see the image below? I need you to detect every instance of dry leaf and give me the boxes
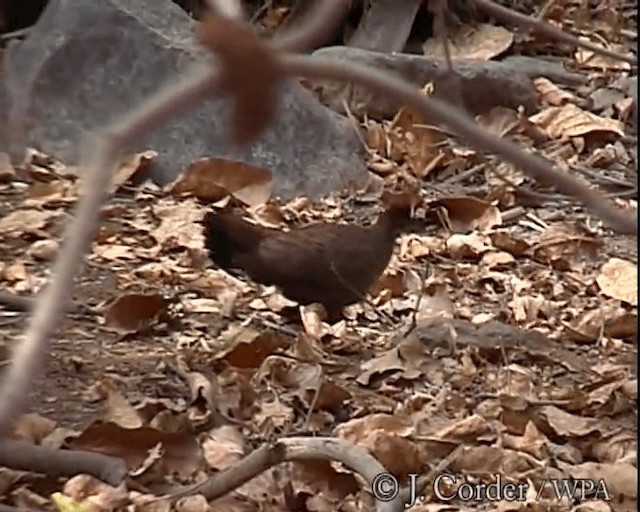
[530,103,625,139]
[423,23,513,60]
[169,158,273,207]
[534,77,577,106]
[111,150,157,193]
[103,293,168,333]
[432,196,502,232]
[596,258,637,306]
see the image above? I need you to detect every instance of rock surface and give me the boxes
[1,0,367,199]
[310,46,539,119]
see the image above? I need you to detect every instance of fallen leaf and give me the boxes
[431,196,502,232]
[70,422,203,478]
[111,150,157,193]
[597,258,637,306]
[103,293,168,333]
[530,103,625,139]
[169,158,273,207]
[423,23,513,60]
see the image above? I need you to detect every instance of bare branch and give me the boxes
[272,0,351,53]
[0,66,222,438]
[476,0,637,65]
[283,54,637,235]
[0,439,127,485]
[165,437,404,512]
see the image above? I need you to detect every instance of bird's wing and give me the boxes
[250,224,380,290]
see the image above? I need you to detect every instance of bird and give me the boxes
[201,189,420,321]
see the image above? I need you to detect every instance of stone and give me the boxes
[1,0,367,199]
[310,46,538,119]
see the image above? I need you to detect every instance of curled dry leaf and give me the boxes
[255,396,295,430]
[391,90,448,179]
[26,178,78,207]
[357,345,419,385]
[559,460,637,500]
[575,41,633,71]
[91,378,144,429]
[202,425,246,471]
[103,293,169,334]
[422,23,513,60]
[196,14,283,144]
[436,414,494,443]
[110,150,157,193]
[481,250,515,270]
[596,258,637,306]
[216,326,289,368]
[431,196,502,232]
[534,77,577,106]
[93,244,136,261]
[334,413,420,478]
[300,303,331,338]
[502,421,549,459]
[529,103,625,140]
[453,445,536,477]
[169,158,273,207]
[3,261,28,284]
[446,232,493,259]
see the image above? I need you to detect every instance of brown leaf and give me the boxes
[431,196,502,232]
[169,158,273,207]
[422,23,513,60]
[70,422,203,478]
[335,414,420,478]
[111,150,156,193]
[530,103,625,139]
[216,327,289,368]
[103,293,168,334]
[91,378,144,429]
[534,77,577,106]
[596,258,637,306]
[202,425,245,470]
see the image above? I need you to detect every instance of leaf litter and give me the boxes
[0,5,637,512]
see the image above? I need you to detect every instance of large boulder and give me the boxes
[2,0,368,199]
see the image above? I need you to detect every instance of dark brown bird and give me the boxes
[201,190,419,320]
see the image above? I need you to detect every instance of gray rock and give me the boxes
[1,0,367,199]
[310,46,538,119]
